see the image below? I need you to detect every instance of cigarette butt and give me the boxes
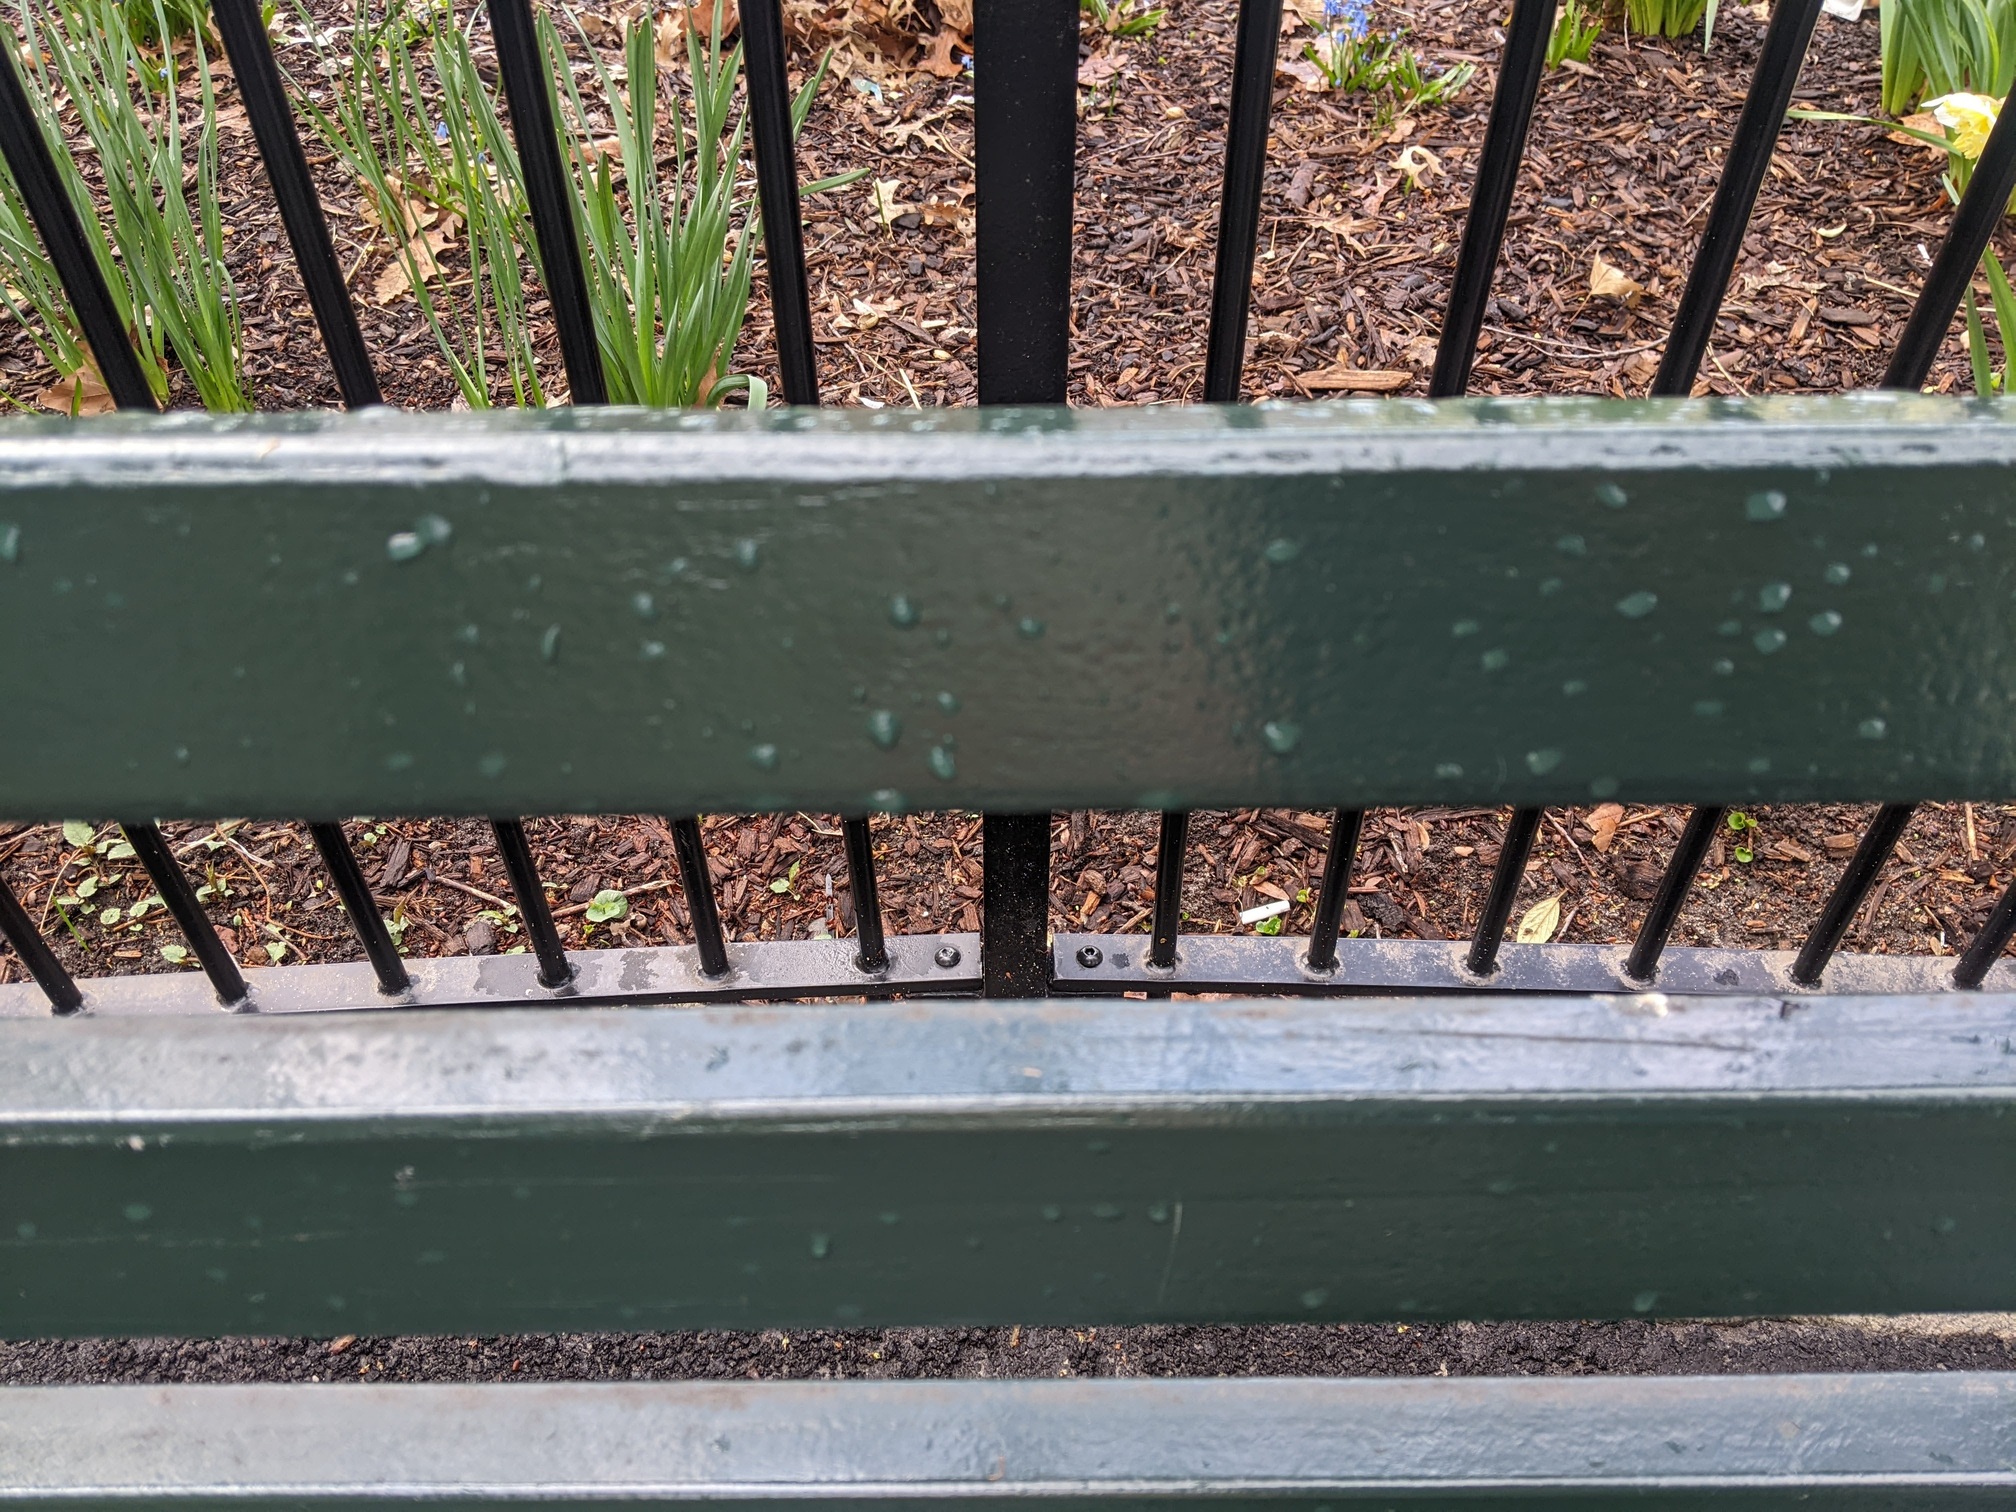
[1238,898,1292,926]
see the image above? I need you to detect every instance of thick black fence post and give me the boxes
[972,0,1075,997]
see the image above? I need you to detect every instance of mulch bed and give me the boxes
[10,1315,2016,1380]
[2,0,2011,987]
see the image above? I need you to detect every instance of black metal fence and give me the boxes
[2,0,2016,1015]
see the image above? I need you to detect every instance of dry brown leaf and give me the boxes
[867,178,906,230]
[1077,47,1125,86]
[936,0,972,31]
[1296,366,1411,393]
[917,199,965,227]
[918,27,964,76]
[373,216,459,304]
[36,359,114,417]
[1514,895,1561,945]
[1278,56,1330,91]
[1391,143,1443,190]
[1589,255,1644,307]
[1892,111,1946,155]
[1586,802,1624,852]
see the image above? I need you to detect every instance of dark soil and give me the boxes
[7,1317,2016,1383]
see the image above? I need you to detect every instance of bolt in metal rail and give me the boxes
[4,0,2016,1015]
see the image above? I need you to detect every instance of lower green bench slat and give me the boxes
[3,1375,2012,1506]
[4,995,2013,1338]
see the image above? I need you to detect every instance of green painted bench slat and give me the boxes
[3,398,2014,821]
[5,995,2012,1338]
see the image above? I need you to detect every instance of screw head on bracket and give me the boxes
[933,944,962,969]
[1076,945,1104,969]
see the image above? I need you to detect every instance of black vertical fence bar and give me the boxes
[0,40,155,409]
[1147,809,1189,970]
[742,0,818,405]
[1651,0,1823,395]
[1304,808,1365,975]
[306,822,411,996]
[974,0,1074,995]
[1791,802,1913,986]
[1884,97,2016,390]
[211,0,382,408]
[1954,871,2016,988]
[1465,805,1541,976]
[488,0,606,404]
[1202,0,1285,402]
[121,823,249,1006]
[1428,0,1555,398]
[744,1,889,961]
[668,817,731,977]
[982,812,1051,996]
[841,817,890,973]
[490,818,573,988]
[1791,120,2016,989]
[0,873,83,1013]
[1622,805,1725,982]
[1145,0,1287,973]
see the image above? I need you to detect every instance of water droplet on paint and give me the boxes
[1435,762,1463,778]
[1809,610,1842,635]
[809,1233,830,1259]
[1713,658,1735,676]
[123,1203,152,1223]
[1300,1287,1330,1309]
[1263,537,1300,564]
[867,709,902,748]
[631,592,656,620]
[1632,1290,1658,1314]
[1824,562,1851,585]
[1556,533,1586,556]
[0,524,18,564]
[1526,748,1563,775]
[928,745,956,780]
[936,691,961,714]
[1263,720,1301,754]
[734,538,760,572]
[1451,619,1479,638]
[1694,699,1724,718]
[1480,648,1509,671]
[888,594,919,627]
[386,531,423,562]
[1753,627,1787,653]
[415,513,452,546]
[478,753,507,778]
[1595,482,1628,508]
[1859,717,1888,740]
[749,743,780,771]
[1758,582,1791,612]
[1615,590,1657,619]
[1562,679,1588,696]
[1745,490,1787,521]
[640,640,665,659]
[540,625,561,663]
[1589,776,1619,798]
[1017,617,1045,639]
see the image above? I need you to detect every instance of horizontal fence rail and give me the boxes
[8,1375,2016,1505]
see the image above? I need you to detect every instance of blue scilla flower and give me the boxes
[1323,0,1371,41]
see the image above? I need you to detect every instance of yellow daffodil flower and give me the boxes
[1926,92,2002,160]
